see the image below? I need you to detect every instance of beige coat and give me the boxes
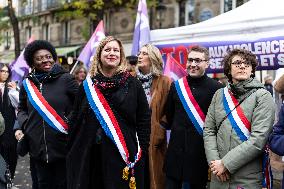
[148,75,171,189]
[204,78,275,189]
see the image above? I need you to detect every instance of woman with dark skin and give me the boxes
[17,40,78,189]
[0,63,19,179]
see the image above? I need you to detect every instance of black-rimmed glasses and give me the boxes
[187,58,207,64]
[231,60,251,68]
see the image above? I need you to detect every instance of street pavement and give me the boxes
[10,155,283,189]
[13,155,32,189]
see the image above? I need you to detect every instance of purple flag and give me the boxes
[131,0,150,56]
[10,36,34,84]
[77,20,105,69]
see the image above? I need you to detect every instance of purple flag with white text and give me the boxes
[10,36,34,84]
[131,0,150,56]
[77,20,105,69]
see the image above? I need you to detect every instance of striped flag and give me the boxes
[163,54,187,81]
[10,36,34,84]
[131,0,150,56]
[77,20,105,69]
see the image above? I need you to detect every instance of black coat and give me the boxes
[17,64,78,163]
[66,75,151,189]
[0,85,18,177]
[164,75,223,184]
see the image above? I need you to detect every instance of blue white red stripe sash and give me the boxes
[175,77,205,135]
[223,87,273,189]
[23,78,68,134]
[222,87,251,141]
[83,75,142,169]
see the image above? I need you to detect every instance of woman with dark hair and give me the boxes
[203,49,275,189]
[72,65,87,85]
[67,36,151,189]
[0,62,19,179]
[17,40,78,189]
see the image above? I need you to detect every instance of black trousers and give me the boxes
[166,176,207,189]
[34,159,66,189]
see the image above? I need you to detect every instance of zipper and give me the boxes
[40,82,49,163]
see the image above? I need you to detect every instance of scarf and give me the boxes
[136,69,153,104]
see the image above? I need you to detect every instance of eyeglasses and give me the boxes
[187,58,207,64]
[34,54,53,62]
[231,60,251,68]
[0,70,8,74]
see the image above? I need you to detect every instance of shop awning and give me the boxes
[56,45,81,57]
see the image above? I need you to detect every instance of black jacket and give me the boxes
[66,75,151,189]
[17,64,78,163]
[164,75,223,184]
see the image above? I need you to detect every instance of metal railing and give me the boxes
[19,0,65,16]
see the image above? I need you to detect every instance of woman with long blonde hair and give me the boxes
[136,44,172,189]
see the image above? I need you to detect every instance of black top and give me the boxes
[66,74,151,189]
[164,74,224,183]
[17,64,78,162]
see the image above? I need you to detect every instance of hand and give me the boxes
[216,170,230,182]
[7,82,17,90]
[210,160,227,176]
[15,130,24,141]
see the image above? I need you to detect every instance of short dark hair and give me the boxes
[126,55,138,66]
[24,40,57,68]
[222,48,258,82]
[188,45,209,60]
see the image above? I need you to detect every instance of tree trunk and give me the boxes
[7,0,20,59]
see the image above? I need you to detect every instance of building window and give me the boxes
[42,24,50,40]
[25,26,32,41]
[62,21,70,44]
[185,0,195,25]
[24,0,33,15]
[221,0,249,13]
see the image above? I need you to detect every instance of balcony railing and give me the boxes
[19,0,64,16]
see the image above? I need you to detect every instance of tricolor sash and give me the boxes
[23,78,68,134]
[175,77,205,135]
[83,75,142,184]
[222,87,251,141]
[222,87,273,189]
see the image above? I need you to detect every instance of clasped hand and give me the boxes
[210,160,230,182]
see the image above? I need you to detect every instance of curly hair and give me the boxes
[89,36,127,77]
[24,40,57,68]
[222,48,258,82]
[140,44,163,77]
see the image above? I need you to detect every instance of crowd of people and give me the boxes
[0,37,282,189]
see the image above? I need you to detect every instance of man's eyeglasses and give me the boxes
[231,60,251,68]
[34,54,53,62]
[187,58,207,64]
[0,70,9,74]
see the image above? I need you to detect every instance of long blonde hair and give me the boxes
[141,44,163,76]
[89,36,127,77]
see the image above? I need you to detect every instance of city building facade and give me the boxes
[0,0,249,68]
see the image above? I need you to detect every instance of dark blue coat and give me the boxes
[269,104,284,189]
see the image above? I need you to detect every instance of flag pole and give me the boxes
[70,60,79,74]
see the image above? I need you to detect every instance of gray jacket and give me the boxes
[204,78,275,189]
